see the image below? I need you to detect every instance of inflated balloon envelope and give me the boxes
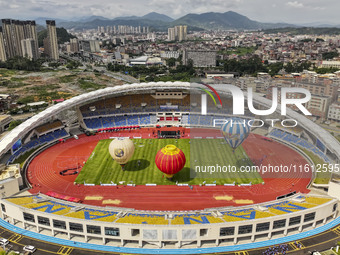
[155,144,186,179]
[220,117,251,150]
[108,137,135,170]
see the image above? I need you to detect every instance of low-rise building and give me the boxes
[182,50,216,67]
[0,164,22,198]
[0,115,12,133]
[160,51,180,59]
[328,103,340,121]
[305,95,332,119]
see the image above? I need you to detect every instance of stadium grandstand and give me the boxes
[1,193,337,247]
[0,82,339,253]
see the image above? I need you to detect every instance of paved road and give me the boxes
[0,223,339,255]
[59,53,139,84]
[0,225,112,255]
[93,67,139,84]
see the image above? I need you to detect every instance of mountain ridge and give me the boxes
[2,11,323,31]
[57,11,294,31]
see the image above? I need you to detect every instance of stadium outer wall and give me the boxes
[0,194,338,249]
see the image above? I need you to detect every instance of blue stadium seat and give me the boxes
[7,129,69,164]
[269,129,331,163]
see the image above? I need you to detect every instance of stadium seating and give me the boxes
[65,209,117,222]
[84,118,102,129]
[7,129,69,165]
[171,213,224,225]
[223,215,249,222]
[35,120,63,134]
[305,197,332,205]
[23,201,73,215]
[6,196,34,205]
[254,211,276,219]
[127,115,139,125]
[188,115,200,125]
[199,115,213,126]
[5,195,331,224]
[114,116,127,126]
[83,114,154,130]
[269,129,331,163]
[80,94,192,118]
[101,117,115,128]
[221,209,276,222]
[140,115,151,125]
[181,115,189,125]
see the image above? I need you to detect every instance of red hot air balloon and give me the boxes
[155,144,186,179]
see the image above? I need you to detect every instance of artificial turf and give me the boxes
[75,138,263,185]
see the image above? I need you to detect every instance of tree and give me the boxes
[66,61,80,69]
[283,61,312,73]
[0,249,20,255]
[4,56,43,71]
[222,56,267,76]
[268,62,283,76]
[48,62,61,68]
[315,67,339,74]
[322,51,339,60]
[284,62,294,73]
[8,120,23,130]
[166,58,176,67]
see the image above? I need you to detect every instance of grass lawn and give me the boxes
[75,139,263,185]
[78,78,105,91]
[59,74,77,83]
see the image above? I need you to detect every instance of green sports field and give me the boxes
[75,139,263,185]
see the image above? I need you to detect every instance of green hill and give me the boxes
[37,27,76,47]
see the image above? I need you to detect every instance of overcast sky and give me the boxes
[0,0,339,25]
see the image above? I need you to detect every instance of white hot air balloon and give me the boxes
[108,138,135,170]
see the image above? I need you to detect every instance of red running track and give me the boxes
[27,128,312,211]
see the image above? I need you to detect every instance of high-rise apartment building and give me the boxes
[1,19,16,59]
[80,40,100,53]
[0,19,39,60]
[21,38,38,60]
[46,20,59,60]
[13,20,25,57]
[70,38,79,53]
[0,28,7,62]
[168,28,175,41]
[175,25,185,41]
[23,21,39,58]
[183,25,187,40]
[167,25,187,42]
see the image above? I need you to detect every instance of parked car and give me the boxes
[0,238,9,246]
[23,245,36,253]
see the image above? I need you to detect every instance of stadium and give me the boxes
[0,81,340,254]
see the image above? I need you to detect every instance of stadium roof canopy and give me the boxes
[0,82,189,157]
[1,82,340,161]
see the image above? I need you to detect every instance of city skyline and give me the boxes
[0,0,340,25]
